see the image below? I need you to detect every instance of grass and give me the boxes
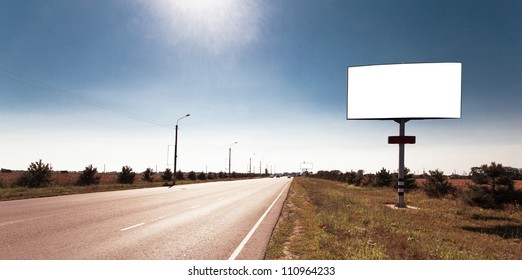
[265,177,522,260]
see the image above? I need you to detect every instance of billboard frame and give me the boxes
[346,62,462,121]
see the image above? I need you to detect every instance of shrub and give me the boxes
[18,159,53,188]
[77,164,100,186]
[354,170,364,186]
[142,168,155,182]
[360,173,375,187]
[118,166,135,184]
[161,168,173,182]
[421,169,455,198]
[466,162,519,208]
[463,185,497,209]
[187,171,197,181]
[218,171,225,179]
[207,172,216,180]
[197,172,206,180]
[175,170,185,180]
[375,168,393,187]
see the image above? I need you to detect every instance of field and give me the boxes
[0,171,245,201]
[417,178,522,190]
[266,177,522,260]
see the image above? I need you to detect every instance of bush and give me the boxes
[187,171,197,181]
[463,185,497,209]
[218,171,225,179]
[360,174,375,187]
[162,168,173,182]
[18,159,53,188]
[142,168,155,182]
[77,164,100,186]
[465,162,520,208]
[175,170,185,180]
[421,169,455,198]
[118,166,136,184]
[375,168,393,187]
[197,172,206,180]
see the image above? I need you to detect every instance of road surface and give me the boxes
[0,177,291,259]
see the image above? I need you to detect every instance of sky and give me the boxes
[1,0,521,175]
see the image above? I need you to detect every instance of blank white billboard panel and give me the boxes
[347,63,462,120]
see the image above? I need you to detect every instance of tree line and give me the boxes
[2,159,266,188]
[310,162,522,209]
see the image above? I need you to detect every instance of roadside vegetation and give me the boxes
[266,176,522,260]
[0,160,268,201]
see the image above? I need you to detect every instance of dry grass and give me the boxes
[266,177,522,260]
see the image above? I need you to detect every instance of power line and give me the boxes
[0,67,174,128]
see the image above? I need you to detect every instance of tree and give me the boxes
[375,168,393,187]
[142,168,155,182]
[481,162,513,192]
[161,168,173,182]
[77,164,100,186]
[118,166,135,184]
[187,171,197,180]
[465,162,518,208]
[354,170,365,186]
[197,172,206,180]
[19,159,53,188]
[175,170,185,180]
[421,169,455,198]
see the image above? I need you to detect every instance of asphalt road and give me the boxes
[0,177,291,260]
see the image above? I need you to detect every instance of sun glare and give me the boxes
[148,0,261,54]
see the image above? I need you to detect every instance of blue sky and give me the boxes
[1,0,521,175]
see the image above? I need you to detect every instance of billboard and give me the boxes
[347,62,461,120]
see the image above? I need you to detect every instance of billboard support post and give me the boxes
[396,119,408,208]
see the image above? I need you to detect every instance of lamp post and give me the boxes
[249,153,255,174]
[228,142,238,179]
[172,113,190,187]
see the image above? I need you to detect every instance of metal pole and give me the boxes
[173,124,179,186]
[397,119,407,208]
[228,142,237,180]
[249,157,251,174]
[172,114,190,187]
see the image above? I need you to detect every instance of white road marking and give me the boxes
[120,222,145,232]
[228,180,291,260]
[190,205,200,209]
[150,216,166,222]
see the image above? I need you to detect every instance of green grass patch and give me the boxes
[266,177,522,260]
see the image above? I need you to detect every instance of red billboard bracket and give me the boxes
[388,136,416,144]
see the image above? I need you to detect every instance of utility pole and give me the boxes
[172,113,190,187]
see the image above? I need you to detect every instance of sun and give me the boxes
[148,0,261,54]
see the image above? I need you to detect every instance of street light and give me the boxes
[172,113,190,187]
[249,153,255,174]
[229,142,238,179]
